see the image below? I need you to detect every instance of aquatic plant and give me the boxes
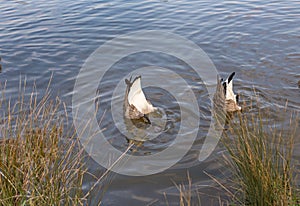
[0,80,87,205]
[222,109,299,205]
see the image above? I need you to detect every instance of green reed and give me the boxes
[222,109,299,206]
[0,81,87,205]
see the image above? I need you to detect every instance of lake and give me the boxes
[0,0,299,205]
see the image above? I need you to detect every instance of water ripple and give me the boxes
[0,0,299,205]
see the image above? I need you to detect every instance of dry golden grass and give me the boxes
[221,108,299,205]
[0,80,87,205]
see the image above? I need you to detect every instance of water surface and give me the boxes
[0,0,299,205]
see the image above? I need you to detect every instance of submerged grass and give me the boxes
[0,80,87,205]
[221,109,299,205]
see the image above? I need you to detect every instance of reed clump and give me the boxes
[222,110,299,205]
[0,83,86,205]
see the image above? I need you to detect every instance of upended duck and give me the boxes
[124,76,156,123]
[214,72,241,113]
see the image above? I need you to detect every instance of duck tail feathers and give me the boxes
[227,72,235,84]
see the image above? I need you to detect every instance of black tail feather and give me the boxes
[222,82,227,96]
[227,72,235,84]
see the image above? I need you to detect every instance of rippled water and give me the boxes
[0,0,299,205]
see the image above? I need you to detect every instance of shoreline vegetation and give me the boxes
[0,80,87,205]
[0,81,299,205]
[217,109,299,205]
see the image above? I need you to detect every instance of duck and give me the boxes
[221,72,241,112]
[214,72,241,113]
[124,76,156,123]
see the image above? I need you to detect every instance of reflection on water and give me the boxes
[124,107,168,142]
[0,0,299,205]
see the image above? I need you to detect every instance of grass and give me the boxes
[176,173,193,206]
[0,80,87,205]
[220,108,299,205]
[1,78,299,206]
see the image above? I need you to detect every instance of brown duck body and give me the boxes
[124,76,155,121]
[225,99,241,112]
[214,72,241,113]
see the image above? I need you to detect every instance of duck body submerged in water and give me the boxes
[215,72,241,113]
[124,76,156,123]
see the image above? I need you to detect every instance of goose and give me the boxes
[221,72,241,112]
[124,76,156,123]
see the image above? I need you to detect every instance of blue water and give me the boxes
[0,0,299,205]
